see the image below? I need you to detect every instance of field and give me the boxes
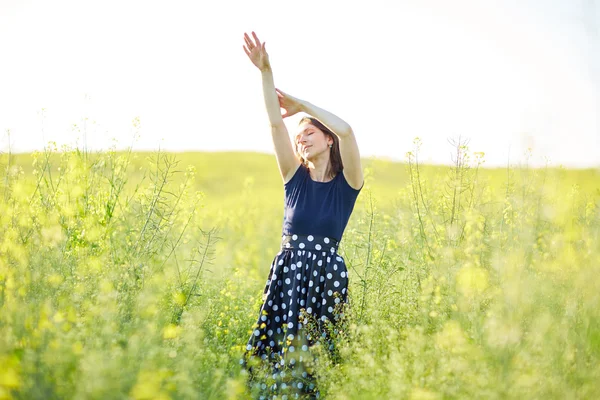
[0,140,599,399]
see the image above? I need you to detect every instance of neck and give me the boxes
[306,154,332,182]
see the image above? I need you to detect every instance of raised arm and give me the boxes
[243,32,299,182]
[275,89,363,190]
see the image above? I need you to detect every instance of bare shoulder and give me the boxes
[283,162,302,184]
[338,133,363,190]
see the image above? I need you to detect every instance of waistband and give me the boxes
[281,234,339,253]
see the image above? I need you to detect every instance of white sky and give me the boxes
[0,0,598,168]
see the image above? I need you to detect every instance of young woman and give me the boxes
[241,31,364,399]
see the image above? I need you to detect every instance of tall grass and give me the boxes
[0,136,599,399]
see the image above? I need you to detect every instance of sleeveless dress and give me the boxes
[241,164,362,399]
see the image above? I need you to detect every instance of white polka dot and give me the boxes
[273,305,279,311]
[336,256,343,262]
[268,300,272,306]
[328,306,333,313]
[270,341,275,347]
[342,288,347,294]
[291,264,296,271]
[315,286,320,292]
[268,329,273,336]
[278,259,284,265]
[315,244,321,250]
[311,297,316,303]
[333,264,338,270]
[302,345,308,351]
[327,257,331,262]
[297,250,302,256]
[320,276,325,282]
[254,329,260,336]
[317,260,323,267]
[296,273,301,280]
[299,242,305,249]
[288,334,294,340]
[301,288,306,294]
[292,234,298,240]
[287,289,292,296]
[341,271,346,278]
[289,346,295,352]
[331,247,335,253]
[283,266,289,273]
[308,235,314,241]
[335,298,340,304]
[288,322,294,328]
[272,274,277,280]
[334,281,340,287]
[261,315,267,321]
[296,285,300,292]
[327,273,333,279]
[246,344,252,351]
[309,280,314,287]
[282,303,286,309]
[307,307,312,314]
[312,254,316,260]
[285,278,291,284]
[313,270,318,276]
[324,237,330,244]
[288,310,293,317]
[328,290,333,296]
[300,299,305,306]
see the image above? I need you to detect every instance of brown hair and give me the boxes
[295,116,343,179]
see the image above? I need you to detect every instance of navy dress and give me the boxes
[242,164,362,399]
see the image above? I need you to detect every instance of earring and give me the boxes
[329,144,332,149]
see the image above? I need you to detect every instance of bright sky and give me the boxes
[1,0,598,168]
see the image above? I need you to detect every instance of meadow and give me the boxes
[0,138,599,399]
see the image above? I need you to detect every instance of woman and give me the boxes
[241,31,363,399]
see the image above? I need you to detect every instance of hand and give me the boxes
[275,88,303,118]
[242,31,270,72]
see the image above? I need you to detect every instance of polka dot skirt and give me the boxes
[241,234,349,399]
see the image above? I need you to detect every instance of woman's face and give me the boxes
[295,122,333,161]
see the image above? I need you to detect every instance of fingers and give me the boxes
[244,33,254,50]
[252,31,261,47]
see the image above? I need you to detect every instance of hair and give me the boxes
[295,116,343,179]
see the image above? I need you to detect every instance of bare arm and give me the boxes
[243,32,299,182]
[277,90,363,190]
